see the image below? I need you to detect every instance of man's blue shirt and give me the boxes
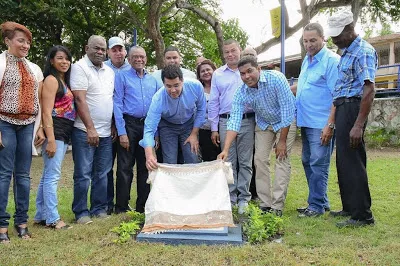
[334,35,378,99]
[139,79,206,147]
[227,70,295,132]
[296,46,340,128]
[113,68,159,136]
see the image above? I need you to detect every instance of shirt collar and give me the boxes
[258,71,267,84]
[84,55,104,69]
[306,45,327,63]
[343,35,361,54]
[107,59,129,69]
[221,64,238,72]
[131,67,148,77]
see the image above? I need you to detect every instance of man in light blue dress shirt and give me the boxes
[218,56,296,217]
[113,46,159,213]
[292,23,340,218]
[140,65,206,170]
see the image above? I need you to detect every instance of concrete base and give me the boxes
[136,225,243,246]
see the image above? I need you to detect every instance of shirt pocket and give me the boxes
[306,71,325,87]
[335,64,352,91]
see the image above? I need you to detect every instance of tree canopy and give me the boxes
[0,0,248,69]
[1,0,398,69]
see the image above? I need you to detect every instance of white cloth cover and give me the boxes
[142,160,235,233]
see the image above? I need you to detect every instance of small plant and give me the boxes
[365,128,400,147]
[126,210,145,224]
[111,211,145,244]
[242,202,284,244]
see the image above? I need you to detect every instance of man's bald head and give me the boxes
[241,47,257,60]
[85,35,107,67]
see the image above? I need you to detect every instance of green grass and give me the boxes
[1,142,400,265]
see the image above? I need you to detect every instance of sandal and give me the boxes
[33,220,46,226]
[14,225,32,239]
[0,231,10,244]
[47,220,73,230]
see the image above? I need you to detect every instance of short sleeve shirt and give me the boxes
[70,55,115,137]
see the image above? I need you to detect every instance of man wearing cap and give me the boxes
[113,46,159,214]
[326,10,377,227]
[292,22,340,218]
[105,36,130,72]
[70,35,115,224]
[104,36,131,215]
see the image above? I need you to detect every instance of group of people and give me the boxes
[0,8,377,244]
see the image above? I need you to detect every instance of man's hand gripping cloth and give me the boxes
[142,160,235,233]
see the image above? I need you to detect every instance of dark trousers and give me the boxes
[106,141,117,212]
[335,101,372,220]
[199,129,220,161]
[250,156,258,199]
[115,115,150,213]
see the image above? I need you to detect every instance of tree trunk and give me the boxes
[176,0,225,64]
[147,0,166,69]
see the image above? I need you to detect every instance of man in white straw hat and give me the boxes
[325,9,377,228]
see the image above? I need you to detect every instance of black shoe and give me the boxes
[272,208,282,217]
[298,209,322,218]
[298,206,330,213]
[106,208,113,215]
[336,218,375,228]
[260,206,272,213]
[296,206,308,213]
[330,210,351,217]
[0,231,10,244]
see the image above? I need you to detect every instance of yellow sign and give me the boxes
[270,7,281,38]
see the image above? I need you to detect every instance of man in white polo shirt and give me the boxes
[70,35,115,224]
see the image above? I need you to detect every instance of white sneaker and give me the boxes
[238,202,248,214]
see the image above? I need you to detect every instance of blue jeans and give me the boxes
[301,127,332,213]
[158,118,200,164]
[71,128,112,219]
[35,140,68,224]
[0,121,33,227]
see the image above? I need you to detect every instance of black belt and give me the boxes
[123,114,146,124]
[333,97,361,106]
[219,112,255,119]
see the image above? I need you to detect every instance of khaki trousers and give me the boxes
[254,120,297,210]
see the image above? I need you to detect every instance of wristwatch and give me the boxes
[328,123,335,129]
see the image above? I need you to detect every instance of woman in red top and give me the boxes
[34,45,76,230]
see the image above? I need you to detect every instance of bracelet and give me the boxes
[40,125,53,128]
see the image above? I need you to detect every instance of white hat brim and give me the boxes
[326,26,345,37]
[109,43,124,49]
